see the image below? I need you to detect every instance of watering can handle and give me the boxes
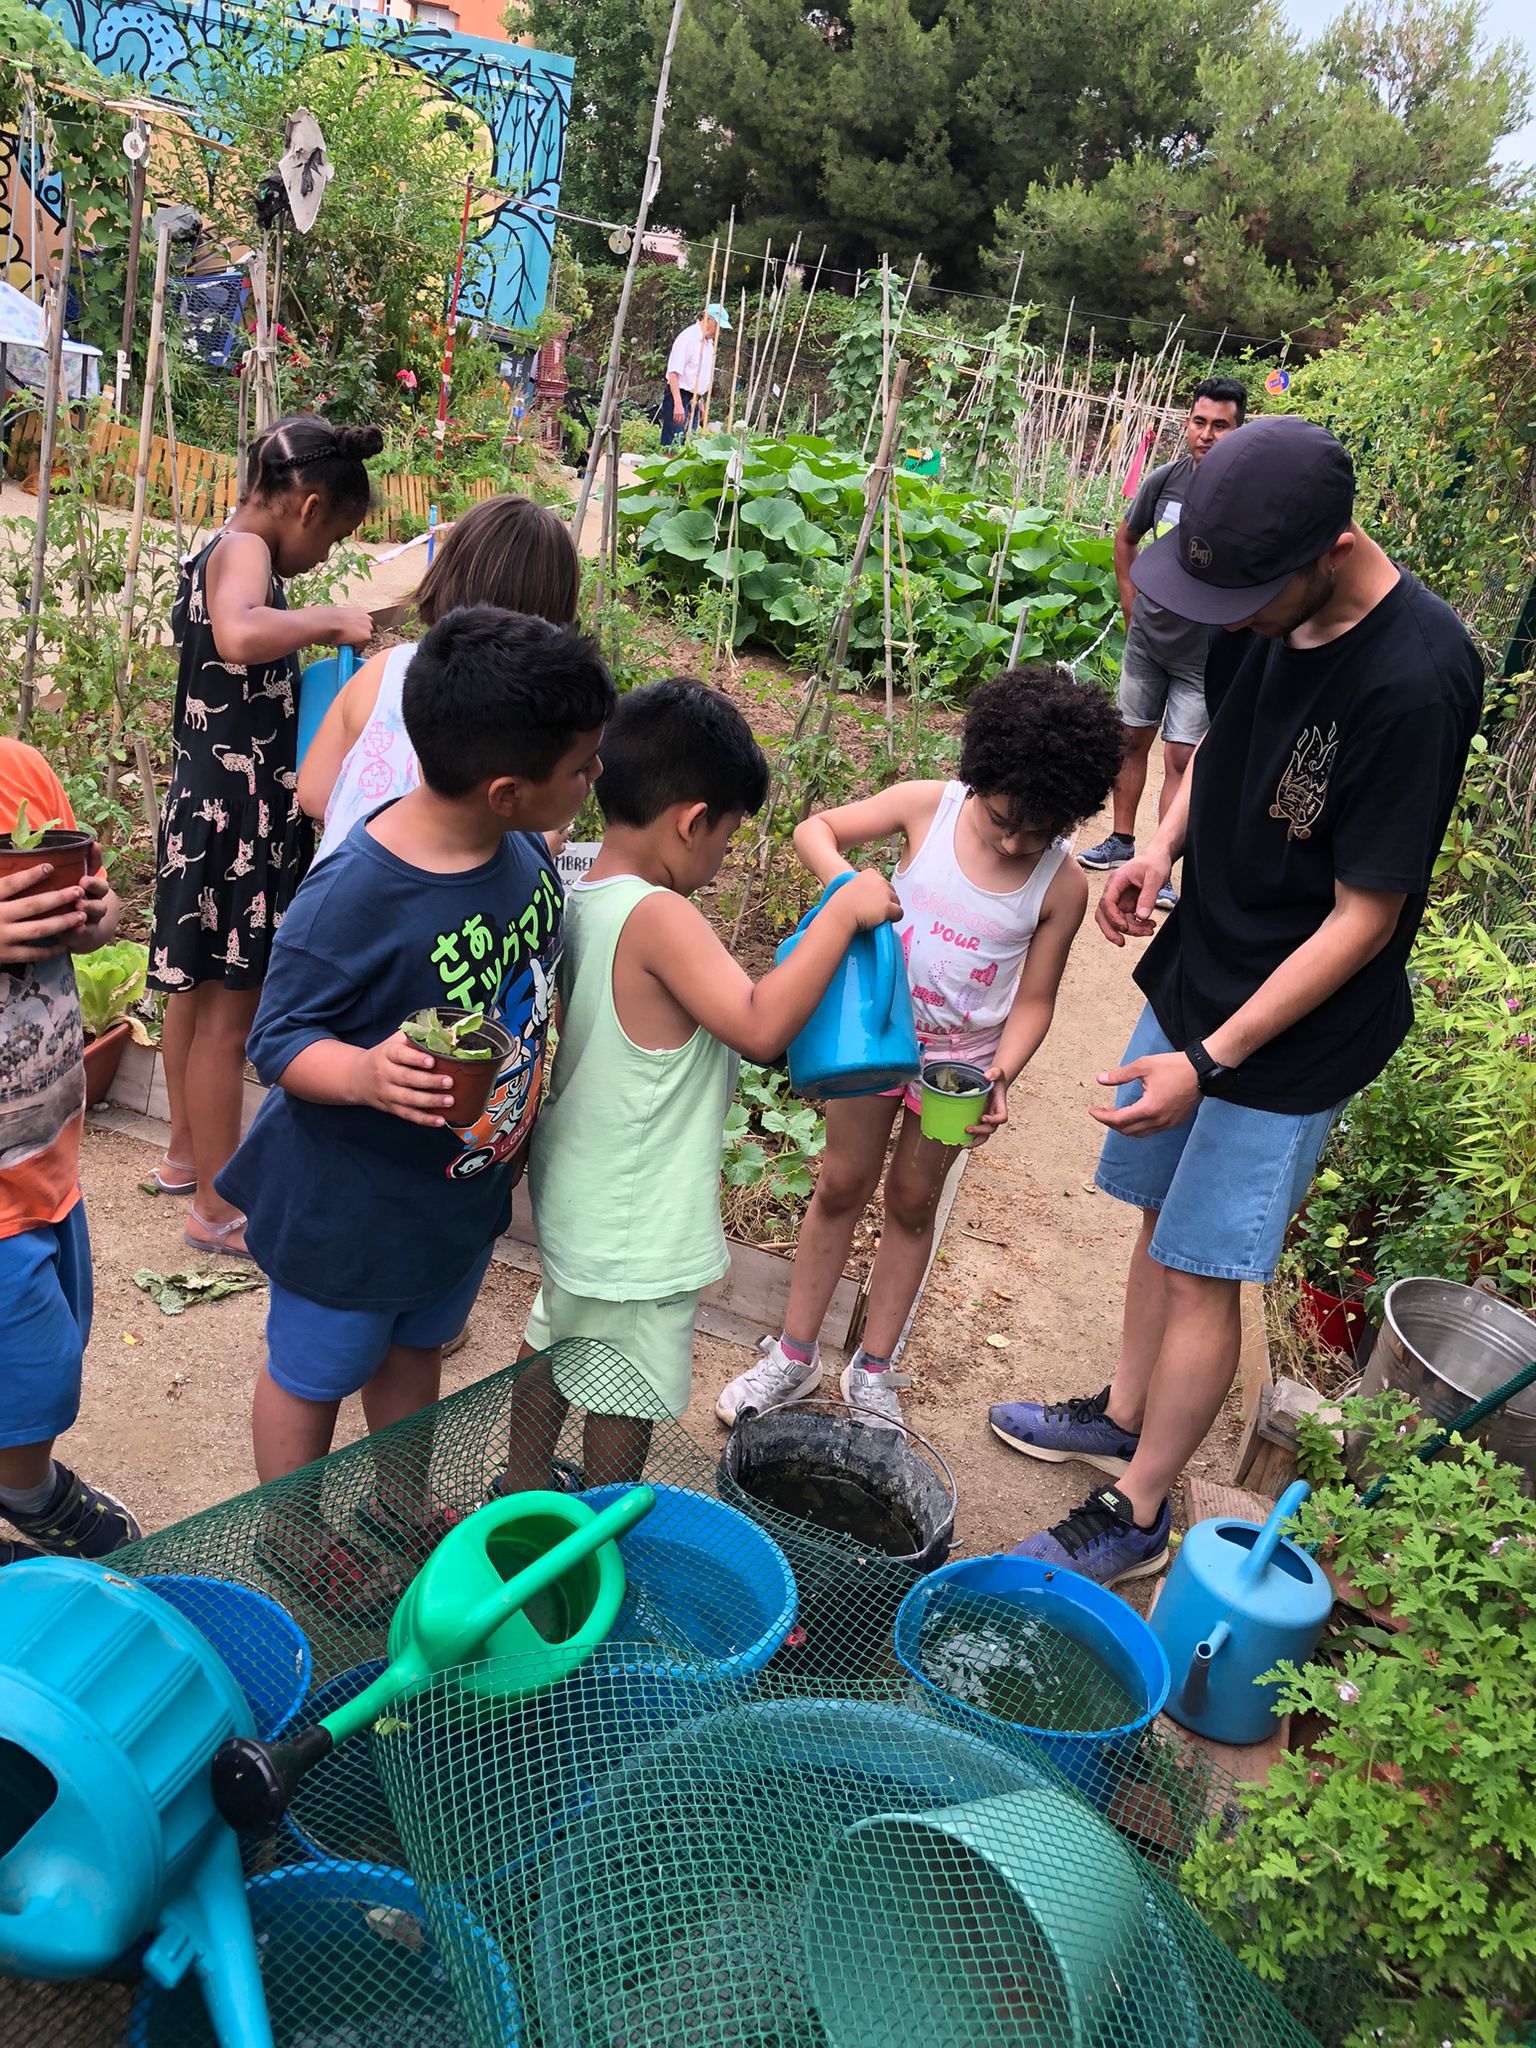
[448,1483,655,1665]
[790,871,854,938]
[1237,1479,1310,1586]
[338,644,356,684]
[792,873,903,1042]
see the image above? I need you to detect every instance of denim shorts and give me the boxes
[1095,1007,1339,1283]
[0,1202,93,1448]
[265,1241,496,1402]
[1118,639,1210,747]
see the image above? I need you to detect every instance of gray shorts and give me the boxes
[1118,640,1209,747]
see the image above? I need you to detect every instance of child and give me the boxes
[501,679,901,1492]
[2,738,141,1566]
[148,415,382,1257]
[218,606,614,1614]
[719,665,1125,1431]
[300,494,580,864]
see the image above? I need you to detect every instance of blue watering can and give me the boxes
[295,642,355,770]
[1148,1481,1333,1745]
[775,874,919,1098]
[0,1558,272,2046]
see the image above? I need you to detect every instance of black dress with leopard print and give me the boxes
[147,535,313,994]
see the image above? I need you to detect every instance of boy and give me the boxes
[502,679,900,1489]
[219,606,613,1612]
[2,737,141,1565]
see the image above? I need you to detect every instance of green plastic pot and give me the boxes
[803,1786,1144,2047]
[918,1060,991,1147]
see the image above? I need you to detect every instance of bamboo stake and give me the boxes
[881,485,895,740]
[725,286,746,432]
[132,733,161,851]
[236,353,251,497]
[111,219,172,789]
[863,258,922,458]
[116,129,147,419]
[711,206,735,429]
[751,232,800,429]
[569,0,689,543]
[18,201,76,737]
[860,256,890,461]
[772,242,826,437]
[740,237,773,431]
[159,339,186,557]
[971,249,1026,488]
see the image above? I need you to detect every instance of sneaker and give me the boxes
[1,1537,43,1567]
[716,1335,822,1426]
[255,1524,403,1625]
[1011,1484,1171,1588]
[840,1361,910,1431]
[988,1386,1140,1477]
[1154,883,1178,912]
[1,1465,141,1559]
[1077,833,1135,871]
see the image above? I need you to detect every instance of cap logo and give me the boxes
[1185,536,1213,570]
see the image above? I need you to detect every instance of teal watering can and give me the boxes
[295,643,355,770]
[0,1559,273,2047]
[775,873,919,1098]
[1147,1482,1333,1745]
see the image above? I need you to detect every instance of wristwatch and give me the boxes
[1183,1039,1232,1096]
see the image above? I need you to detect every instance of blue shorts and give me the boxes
[265,1242,496,1402]
[1095,1006,1339,1284]
[0,1202,93,1449]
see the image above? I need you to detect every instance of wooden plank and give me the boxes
[1230,1280,1275,1485]
[1185,1477,1276,1527]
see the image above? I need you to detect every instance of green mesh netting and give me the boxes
[0,1344,1347,2048]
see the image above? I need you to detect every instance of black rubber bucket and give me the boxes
[718,1398,957,1681]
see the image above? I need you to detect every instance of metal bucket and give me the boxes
[1362,1279,1536,1492]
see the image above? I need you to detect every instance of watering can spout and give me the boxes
[1182,1620,1231,1713]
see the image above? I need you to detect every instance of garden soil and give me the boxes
[62,768,1241,1581]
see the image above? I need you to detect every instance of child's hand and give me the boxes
[327,606,375,651]
[836,870,902,931]
[0,865,87,964]
[966,1065,1010,1145]
[359,1033,457,1126]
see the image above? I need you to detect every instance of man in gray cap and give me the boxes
[990,415,1483,1587]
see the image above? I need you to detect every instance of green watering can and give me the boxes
[212,1485,653,1832]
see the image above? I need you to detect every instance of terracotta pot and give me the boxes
[403,1008,514,1127]
[82,1018,134,1107]
[0,828,100,899]
[1299,1272,1374,1358]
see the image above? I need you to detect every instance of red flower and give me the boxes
[397,368,419,389]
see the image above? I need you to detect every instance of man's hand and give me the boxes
[1096,852,1171,947]
[1090,1049,1200,1136]
[966,1065,1009,1145]
[357,1033,457,1127]
[836,870,903,931]
[673,398,685,425]
[0,865,87,965]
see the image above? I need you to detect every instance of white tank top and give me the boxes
[314,644,419,866]
[892,781,1068,1059]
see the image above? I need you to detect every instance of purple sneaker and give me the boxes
[988,1386,1139,1477]
[1011,1484,1170,1588]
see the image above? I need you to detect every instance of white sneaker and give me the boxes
[716,1335,822,1426]
[840,1362,910,1431]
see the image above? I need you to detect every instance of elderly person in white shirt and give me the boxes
[660,302,732,446]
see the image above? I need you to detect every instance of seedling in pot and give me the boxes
[401,1008,496,1060]
[5,799,63,851]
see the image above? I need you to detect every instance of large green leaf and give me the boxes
[766,587,818,626]
[785,461,842,506]
[703,546,770,581]
[783,517,839,558]
[739,496,803,539]
[653,508,720,561]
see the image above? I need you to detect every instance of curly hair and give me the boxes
[958,665,1127,835]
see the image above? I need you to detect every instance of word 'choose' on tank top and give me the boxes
[892,781,1067,1056]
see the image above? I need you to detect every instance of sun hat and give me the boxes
[705,302,733,330]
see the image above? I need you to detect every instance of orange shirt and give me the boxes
[0,740,85,1238]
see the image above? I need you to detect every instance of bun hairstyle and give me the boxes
[245,414,384,520]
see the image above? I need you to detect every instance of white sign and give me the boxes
[557,842,601,888]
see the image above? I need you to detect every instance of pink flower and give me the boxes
[1505,995,1522,1013]
[397,369,418,389]
[274,322,291,341]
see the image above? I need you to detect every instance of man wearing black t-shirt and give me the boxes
[991,416,1483,1587]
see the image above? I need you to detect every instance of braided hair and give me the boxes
[245,414,383,520]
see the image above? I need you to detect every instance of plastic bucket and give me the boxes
[126,1860,521,2048]
[918,1059,991,1146]
[141,1575,310,1741]
[804,1786,1144,2048]
[894,1554,1170,1811]
[578,1482,797,1688]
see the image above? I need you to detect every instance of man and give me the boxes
[990,416,1483,1587]
[1078,377,1248,911]
[660,302,732,448]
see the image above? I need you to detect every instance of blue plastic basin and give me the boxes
[141,1574,310,1742]
[894,1554,1170,1809]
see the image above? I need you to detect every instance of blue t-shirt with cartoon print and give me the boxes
[219,812,560,1310]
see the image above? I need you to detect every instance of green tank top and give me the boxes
[529,875,737,1300]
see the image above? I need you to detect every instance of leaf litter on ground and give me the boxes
[133,1267,267,1316]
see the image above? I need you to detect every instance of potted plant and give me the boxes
[1287,1165,1376,1357]
[400,1006,512,1124]
[74,940,152,1105]
[1183,1390,1536,2048]
[0,798,99,899]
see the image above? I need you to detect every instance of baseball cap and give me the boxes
[1131,414,1356,625]
[705,301,732,330]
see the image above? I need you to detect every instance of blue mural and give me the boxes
[35,0,572,329]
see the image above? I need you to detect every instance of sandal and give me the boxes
[255,1523,402,1625]
[354,1491,465,1563]
[143,1156,198,1196]
[184,1210,252,1260]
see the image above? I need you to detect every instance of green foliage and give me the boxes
[1294,196,1536,655]
[1185,1390,1536,2047]
[402,1008,494,1059]
[73,940,150,1042]
[621,431,1122,687]
[5,799,60,851]
[721,1062,826,1214]
[522,0,660,243]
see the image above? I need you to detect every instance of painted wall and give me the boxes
[22,0,571,329]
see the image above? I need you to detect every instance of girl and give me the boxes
[147,416,381,1256]
[299,493,580,863]
[718,665,1126,1431]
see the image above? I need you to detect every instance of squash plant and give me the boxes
[619,432,1123,689]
